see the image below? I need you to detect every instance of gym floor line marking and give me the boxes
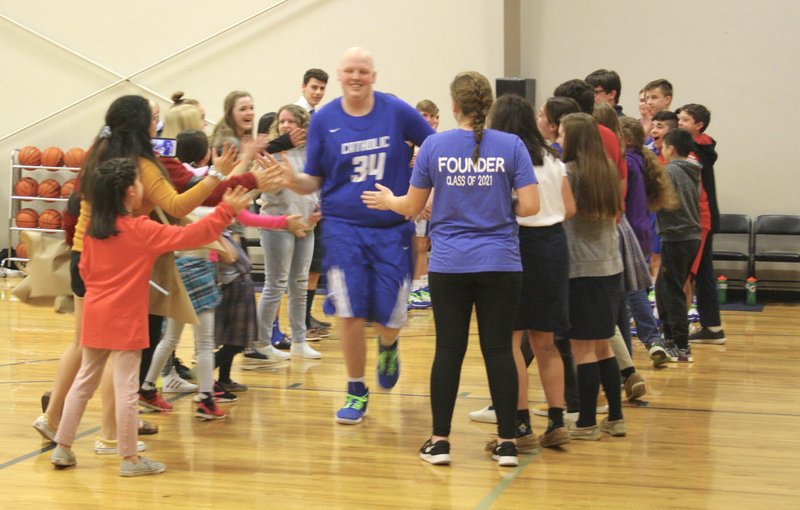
[0,358,59,368]
[0,425,99,471]
[475,449,537,510]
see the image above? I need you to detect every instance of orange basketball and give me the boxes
[14,177,39,197]
[61,178,77,198]
[63,147,87,168]
[37,178,62,199]
[15,242,27,259]
[18,146,42,167]
[41,146,64,168]
[38,208,63,230]
[15,208,39,228]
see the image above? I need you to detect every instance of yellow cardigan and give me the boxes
[72,157,215,252]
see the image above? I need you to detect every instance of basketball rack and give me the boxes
[3,149,77,272]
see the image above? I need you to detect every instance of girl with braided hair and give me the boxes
[361,71,539,467]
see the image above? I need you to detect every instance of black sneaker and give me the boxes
[419,439,451,465]
[213,382,238,403]
[688,327,727,345]
[491,441,518,467]
[242,349,281,368]
[663,340,681,362]
[174,357,195,380]
[675,346,695,363]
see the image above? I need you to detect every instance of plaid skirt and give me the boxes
[176,256,221,314]
[215,274,257,348]
[618,216,652,293]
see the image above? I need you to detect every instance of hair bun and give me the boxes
[171,91,185,105]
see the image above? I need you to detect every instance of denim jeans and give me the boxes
[628,288,661,347]
[257,229,314,345]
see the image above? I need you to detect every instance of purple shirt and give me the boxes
[410,129,537,273]
[624,149,653,255]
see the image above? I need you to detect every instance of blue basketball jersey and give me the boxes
[305,91,434,227]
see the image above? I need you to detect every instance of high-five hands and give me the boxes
[360,183,394,211]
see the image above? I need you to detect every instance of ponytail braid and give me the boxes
[451,71,494,163]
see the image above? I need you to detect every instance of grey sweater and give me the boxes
[657,158,701,242]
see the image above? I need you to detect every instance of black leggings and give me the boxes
[215,345,244,383]
[429,271,521,439]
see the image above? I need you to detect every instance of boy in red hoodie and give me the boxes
[677,103,726,344]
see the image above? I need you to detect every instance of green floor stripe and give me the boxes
[474,451,536,510]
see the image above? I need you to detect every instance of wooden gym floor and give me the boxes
[1,276,799,509]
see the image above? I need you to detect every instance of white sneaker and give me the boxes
[291,342,322,359]
[161,370,198,393]
[95,438,147,455]
[259,344,291,361]
[468,405,497,424]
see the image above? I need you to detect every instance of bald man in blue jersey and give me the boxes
[278,47,434,424]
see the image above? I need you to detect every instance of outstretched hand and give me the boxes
[253,152,289,192]
[221,186,253,215]
[307,210,322,228]
[212,143,239,175]
[289,128,306,148]
[360,183,394,210]
[239,134,267,161]
[286,214,308,237]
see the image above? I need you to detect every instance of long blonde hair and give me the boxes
[561,113,621,220]
[450,71,493,162]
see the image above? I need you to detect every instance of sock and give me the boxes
[347,378,367,396]
[598,356,624,421]
[708,325,722,332]
[515,409,531,435]
[411,279,422,292]
[141,381,156,392]
[378,336,399,351]
[548,407,564,428]
[306,289,316,327]
[576,362,600,428]
[621,367,635,380]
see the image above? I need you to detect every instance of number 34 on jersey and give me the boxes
[351,152,387,182]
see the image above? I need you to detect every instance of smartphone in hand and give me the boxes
[151,138,177,157]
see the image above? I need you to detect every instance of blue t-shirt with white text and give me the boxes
[410,129,537,273]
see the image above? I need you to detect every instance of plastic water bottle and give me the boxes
[746,277,758,306]
[716,275,728,304]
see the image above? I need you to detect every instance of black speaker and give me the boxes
[496,78,536,104]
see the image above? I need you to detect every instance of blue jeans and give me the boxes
[628,288,661,347]
[257,229,314,345]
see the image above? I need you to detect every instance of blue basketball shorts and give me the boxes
[322,219,412,328]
